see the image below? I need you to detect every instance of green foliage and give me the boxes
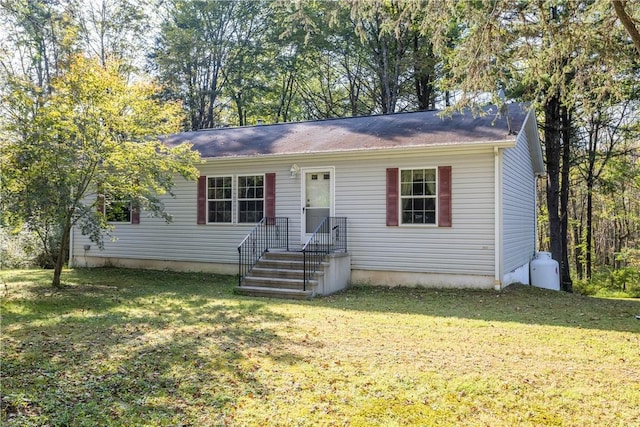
[0,0,81,91]
[153,0,452,127]
[573,248,640,297]
[72,0,152,70]
[0,227,42,269]
[0,55,200,286]
[611,267,640,295]
[153,0,246,129]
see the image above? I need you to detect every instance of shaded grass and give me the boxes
[1,268,639,426]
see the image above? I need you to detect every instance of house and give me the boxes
[69,103,545,296]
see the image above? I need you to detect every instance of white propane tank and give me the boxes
[530,252,560,291]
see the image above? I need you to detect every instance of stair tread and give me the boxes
[243,277,318,285]
[258,262,305,267]
[235,286,314,299]
[250,267,323,275]
[255,260,327,267]
[238,286,311,293]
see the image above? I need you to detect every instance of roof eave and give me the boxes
[519,108,545,176]
[197,139,517,161]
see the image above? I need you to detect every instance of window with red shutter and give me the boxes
[198,173,275,224]
[387,166,452,227]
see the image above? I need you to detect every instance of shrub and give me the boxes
[573,250,640,298]
[0,227,41,268]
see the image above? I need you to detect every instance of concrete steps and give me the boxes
[236,251,324,299]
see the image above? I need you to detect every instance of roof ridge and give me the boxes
[195,108,442,133]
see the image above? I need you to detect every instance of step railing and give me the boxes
[302,217,347,291]
[238,217,289,286]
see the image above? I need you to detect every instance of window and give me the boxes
[387,166,451,227]
[105,199,132,223]
[207,176,232,223]
[98,188,137,224]
[237,175,264,223]
[202,174,268,224]
[400,168,437,225]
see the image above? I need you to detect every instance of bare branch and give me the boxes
[612,0,640,55]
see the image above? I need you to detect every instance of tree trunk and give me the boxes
[235,92,244,126]
[612,0,640,55]
[276,70,295,123]
[570,193,584,279]
[544,94,564,287]
[379,34,392,114]
[413,33,434,111]
[560,106,573,291]
[52,219,71,288]
[586,177,594,279]
[584,115,600,280]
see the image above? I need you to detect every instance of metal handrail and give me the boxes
[302,217,347,291]
[238,217,289,286]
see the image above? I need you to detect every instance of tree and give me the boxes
[220,0,269,126]
[598,153,640,266]
[0,0,79,92]
[352,0,411,114]
[573,100,639,278]
[0,55,200,287]
[270,0,358,120]
[612,0,640,55]
[72,0,151,71]
[153,0,246,130]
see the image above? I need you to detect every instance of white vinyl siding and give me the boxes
[71,148,496,278]
[72,162,297,267]
[501,123,538,276]
[339,152,494,276]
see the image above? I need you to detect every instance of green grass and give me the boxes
[1,268,639,426]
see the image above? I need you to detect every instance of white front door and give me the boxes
[302,168,334,241]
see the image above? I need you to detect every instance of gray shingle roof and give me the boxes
[163,103,529,158]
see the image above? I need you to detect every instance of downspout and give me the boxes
[534,174,539,251]
[494,146,503,290]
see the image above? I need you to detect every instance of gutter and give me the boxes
[197,139,518,162]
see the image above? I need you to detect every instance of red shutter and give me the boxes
[197,175,207,224]
[438,166,452,227]
[265,173,276,220]
[386,168,399,226]
[131,204,140,224]
[96,185,104,215]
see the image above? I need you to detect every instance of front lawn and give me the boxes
[1,268,639,426]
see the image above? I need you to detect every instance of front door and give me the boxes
[302,168,333,241]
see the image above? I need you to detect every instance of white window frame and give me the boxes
[206,175,233,224]
[205,174,266,224]
[399,167,438,226]
[237,174,265,224]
